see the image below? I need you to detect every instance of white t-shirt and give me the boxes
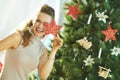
[0,37,45,80]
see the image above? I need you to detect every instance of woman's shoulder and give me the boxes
[11,30,23,41]
[9,30,23,48]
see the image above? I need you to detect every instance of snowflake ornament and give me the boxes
[110,47,120,56]
[96,11,108,23]
[83,55,95,66]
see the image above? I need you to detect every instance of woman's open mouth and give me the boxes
[36,27,45,34]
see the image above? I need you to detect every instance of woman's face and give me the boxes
[32,12,52,37]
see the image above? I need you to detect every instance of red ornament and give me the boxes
[101,25,118,42]
[44,19,62,37]
[67,4,82,19]
[0,61,3,73]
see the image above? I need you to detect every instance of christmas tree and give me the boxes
[48,0,120,80]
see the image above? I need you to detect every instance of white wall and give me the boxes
[0,0,63,39]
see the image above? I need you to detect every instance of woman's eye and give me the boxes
[36,19,41,23]
[43,22,49,26]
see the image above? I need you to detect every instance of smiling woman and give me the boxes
[0,4,63,80]
[0,0,64,79]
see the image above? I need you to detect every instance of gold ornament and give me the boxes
[98,66,111,79]
[76,37,92,49]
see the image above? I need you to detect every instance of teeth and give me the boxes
[37,28,41,31]
[36,29,40,33]
[36,27,43,33]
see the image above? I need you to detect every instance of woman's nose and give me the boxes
[39,23,45,29]
[38,23,43,27]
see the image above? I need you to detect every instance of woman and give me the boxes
[0,4,62,80]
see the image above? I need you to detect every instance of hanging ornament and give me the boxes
[101,25,118,42]
[98,66,111,79]
[44,19,62,37]
[67,4,82,19]
[0,61,3,73]
[76,37,92,49]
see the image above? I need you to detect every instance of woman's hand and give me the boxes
[52,36,63,52]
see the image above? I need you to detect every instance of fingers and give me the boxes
[55,36,63,43]
[54,35,63,46]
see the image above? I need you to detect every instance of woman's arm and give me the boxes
[38,37,63,80]
[0,31,22,52]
